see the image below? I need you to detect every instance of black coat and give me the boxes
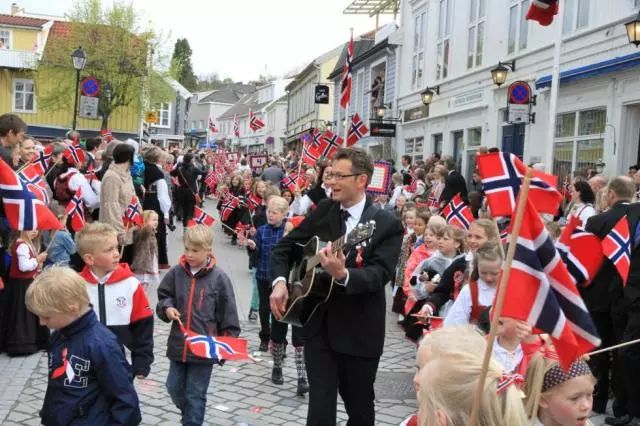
[440,170,468,205]
[583,201,640,312]
[270,197,403,358]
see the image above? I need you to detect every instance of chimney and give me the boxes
[10,3,21,16]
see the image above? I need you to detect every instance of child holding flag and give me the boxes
[157,224,241,425]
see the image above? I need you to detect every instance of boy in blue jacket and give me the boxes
[25,266,141,426]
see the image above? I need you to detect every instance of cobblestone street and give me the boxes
[0,204,418,425]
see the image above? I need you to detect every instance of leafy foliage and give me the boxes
[171,38,198,92]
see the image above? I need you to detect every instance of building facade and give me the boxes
[396,0,640,182]
[148,78,191,149]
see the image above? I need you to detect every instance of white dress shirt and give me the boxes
[492,340,524,374]
[444,278,496,327]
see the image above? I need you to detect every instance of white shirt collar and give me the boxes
[341,195,367,223]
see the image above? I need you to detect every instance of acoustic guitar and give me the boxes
[279,221,376,327]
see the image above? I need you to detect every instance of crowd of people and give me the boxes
[0,108,639,426]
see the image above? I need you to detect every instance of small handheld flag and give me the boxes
[602,215,631,285]
[123,196,143,227]
[180,324,250,361]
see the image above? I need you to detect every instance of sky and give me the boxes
[4,0,395,83]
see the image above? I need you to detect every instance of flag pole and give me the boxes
[342,28,353,148]
[543,3,565,174]
[468,168,534,426]
[586,337,640,357]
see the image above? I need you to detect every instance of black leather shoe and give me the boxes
[258,341,268,352]
[605,414,633,425]
[272,367,283,385]
[296,378,309,396]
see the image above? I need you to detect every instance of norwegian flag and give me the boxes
[204,169,218,190]
[301,131,323,166]
[246,193,262,212]
[405,170,417,193]
[601,215,631,285]
[442,193,474,230]
[208,117,218,133]
[187,206,216,227]
[556,216,604,287]
[526,0,559,26]
[235,222,250,246]
[64,187,85,232]
[500,198,600,368]
[180,324,250,361]
[51,348,75,381]
[123,196,143,227]
[233,114,240,137]
[18,163,50,205]
[500,229,509,245]
[100,128,113,143]
[317,131,344,159]
[477,152,562,217]
[249,111,265,131]
[281,173,299,193]
[84,164,99,184]
[340,34,354,109]
[63,139,86,165]
[0,158,59,230]
[220,194,240,221]
[30,144,54,175]
[427,192,440,210]
[347,113,369,146]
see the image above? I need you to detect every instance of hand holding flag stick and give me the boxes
[469,168,534,426]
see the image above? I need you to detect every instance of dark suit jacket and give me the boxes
[583,201,640,312]
[270,197,403,358]
[440,170,468,205]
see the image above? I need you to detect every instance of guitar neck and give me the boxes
[307,234,347,270]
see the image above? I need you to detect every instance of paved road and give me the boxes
[0,202,418,425]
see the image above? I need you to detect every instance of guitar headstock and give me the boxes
[345,220,376,249]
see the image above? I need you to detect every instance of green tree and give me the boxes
[171,38,198,92]
[38,0,173,130]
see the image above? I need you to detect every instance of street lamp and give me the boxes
[626,11,640,47]
[70,46,87,130]
[103,82,112,128]
[376,103,391,119]
[491,60,516,87]
[420,86,440,105]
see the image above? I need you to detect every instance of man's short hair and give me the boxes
[608,176,636,201]
[184,224,213,250]
[26,266,90,315]
[0,113,27,137]
[333,147,374,183]
[75,222,118,256]
[85,137,102,152]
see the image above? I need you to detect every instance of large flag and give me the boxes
[556,216,603,287]
[249,111,265,131]
[63,139,86,165]
[316,131,344,159]
[245,193,262,212]
[233,114,240,137]
[208,117,218,133]
[18,162,50,205]
[340,35,354,109]
[500,198,600,368]
[187,206,216,227]
[204,169,218,190]
[601,215,631,285]
[180,324,250,361]
[30,144,54,175]
[442,193,474,230]
[0,158,59,230]
[220,194,240,221]
[477,152,562,217]
[123,196,143,227]
[526,0,559,26]
[346,113,369,147]
[281,173,299,193]
[65,187,85,232]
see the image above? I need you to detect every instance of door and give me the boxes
[452,131,464,171]
[502,124,525,158]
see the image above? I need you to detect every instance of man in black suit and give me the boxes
[269,147,403,426]
[583,176,640,426]
[439,156,468,205]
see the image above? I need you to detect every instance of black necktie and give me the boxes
[340,209,351,235]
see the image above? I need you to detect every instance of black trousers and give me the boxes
[620,307,640,418]
[156,217,168,265]
[257,278,303,346]
[304,326,379,426]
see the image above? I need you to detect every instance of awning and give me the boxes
[535,51,640,89]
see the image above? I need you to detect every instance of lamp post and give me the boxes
[103,82,112,129]
[490,60,516,87]
[626,11,640,47]
[376,103,389,119]
[71,47,87,130]
[420,86,440,105]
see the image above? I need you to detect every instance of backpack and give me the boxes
[53,171,77,202]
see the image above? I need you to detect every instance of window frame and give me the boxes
[508,0,530,55]
[412,9,427,89]
[563,0,591,34]
[436,0,452,80]
[404,136,425,162]
[152,102,171,128]
[12,78,36,113]
[467,0,486,69]
[0,28,12,49]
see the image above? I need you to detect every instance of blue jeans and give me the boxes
[250,267,259,311]
[166,360,213,426]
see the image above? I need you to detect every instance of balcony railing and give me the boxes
[0,49,38,70]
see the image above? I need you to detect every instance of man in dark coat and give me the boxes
[269,147,403,426]
[439,157,468,205]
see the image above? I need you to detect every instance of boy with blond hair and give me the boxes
[26,266,141,425]
[157,224,240,425]
[75,222,154,378]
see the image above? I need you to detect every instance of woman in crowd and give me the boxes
[568,180,597,226]
[172,153,205,228]
[142,146,172,269]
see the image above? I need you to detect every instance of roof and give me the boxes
[0,14,48,28]
[199,83,255,104]
[167,78,192,99]
[217,91,270,120]
[327,38,376,80]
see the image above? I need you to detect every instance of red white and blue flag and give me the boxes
[18,162,50,205]
[281,173,299,194]
[317,131,343,159]
[180,325,250,361]
[442,193,474,230]
[208,117,218,133]
[123,196,143,227]
[63,139,86,165]
[249,111,265,132]
[100,128,113,143]
[220,194,240,221]
[556,215,604,287]
[500,198,600,368]
[204,169,218,190]
[246,193,262,212]
[340,35,354,109]
[477,152,562,217]
[84,164,99,184]
[526,0,559,26]
[601,215,631,285]
[0,158,59,230]
[347,113,369,146]
[64,187,85,232]
[233,114,240,137]
[187,206,215,228]
[30,144,54,175]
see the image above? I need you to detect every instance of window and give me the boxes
[355,69,365,116]
[452,131,464,171]
[199,120,204,130]
[13,79,35,113]
[436,0,451,80]
[467,0,486,68]
[432,133,443,155]
[468,127,482,147]
[636,0,640,8]
[405,137,424,162]
[412,10,427,89]
[552,109,605,183]
[154,103,170,127]
[508,0,529,54]
[563,0,591,34]
[191,120,196,130]
[0,28,11,49]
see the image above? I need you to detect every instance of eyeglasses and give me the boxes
[324,173,360,181]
